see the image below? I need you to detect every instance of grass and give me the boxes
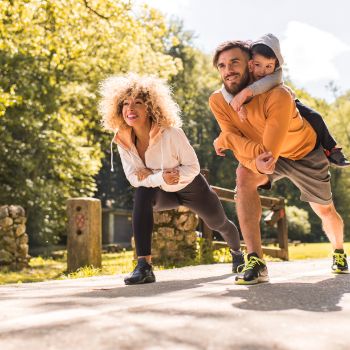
[288,242,350,260]
[0,256,66,285]
[0,242,349,285]
[0,250,135,285]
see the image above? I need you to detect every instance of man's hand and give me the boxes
[213,138,226,157]
[162,168,180,185]
[230,87,253,113]
[255,152,276,174]
[135,168,153,181]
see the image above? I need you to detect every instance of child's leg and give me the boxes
[133,187,179,257]
[295,100,350,167]
[295,99,337,150]
[178,174,241,251]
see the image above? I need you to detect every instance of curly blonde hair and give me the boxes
[99,73,182,132]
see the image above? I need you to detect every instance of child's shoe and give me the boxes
[326,147,350,168]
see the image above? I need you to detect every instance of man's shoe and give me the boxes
[326,147,350,168]
[332,251,349,274]
[231,250,245,273]
[235,252,269,285]
[124,258,156,285]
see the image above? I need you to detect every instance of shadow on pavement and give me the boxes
[220,274,350,312]
[75,273,233,298]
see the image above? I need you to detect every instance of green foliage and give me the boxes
[285,206,311,241]
[1,0,349,248]
[0,0,183,245]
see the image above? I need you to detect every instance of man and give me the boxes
[209,40,348,285]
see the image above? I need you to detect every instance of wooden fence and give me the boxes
[200,173,289,260]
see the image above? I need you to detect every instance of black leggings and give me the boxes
[296,100,336,151]
[132,174,240,256]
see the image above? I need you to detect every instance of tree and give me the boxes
[0,0,182,245]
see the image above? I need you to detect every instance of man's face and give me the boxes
[216,48,250,95]
[249,54,276,81]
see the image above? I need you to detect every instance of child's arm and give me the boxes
[231,67,283,113]
[250,66,283,96]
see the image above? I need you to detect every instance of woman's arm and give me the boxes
[117,146,166,188]
[173,128,200,184]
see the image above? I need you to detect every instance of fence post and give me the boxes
[277,202,289,260]
[66,198,102,272]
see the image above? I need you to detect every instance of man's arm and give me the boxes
[209,94,265,161]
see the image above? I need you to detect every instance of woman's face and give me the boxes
[122,96,150,129]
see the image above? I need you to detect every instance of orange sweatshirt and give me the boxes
[209,85,317,173]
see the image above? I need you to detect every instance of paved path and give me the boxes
[0,259,349,350]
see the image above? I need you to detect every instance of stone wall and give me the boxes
[0,205,30,270]
[151,206,199,264]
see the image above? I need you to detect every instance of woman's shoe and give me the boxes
[124,258,156,285]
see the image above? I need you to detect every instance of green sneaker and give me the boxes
[332,251,349,274]
[235,252,269,285]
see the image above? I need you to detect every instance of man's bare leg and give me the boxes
[309,201,344,249]
[235,165,269,258]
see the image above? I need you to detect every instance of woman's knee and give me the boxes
[205,215,226,232]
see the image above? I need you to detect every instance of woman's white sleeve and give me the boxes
[175,129,200,184]
[117,146,165,188]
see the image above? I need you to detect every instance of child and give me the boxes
[222,33,349,168]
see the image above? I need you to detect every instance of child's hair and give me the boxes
[251,44,280,68]
[98,73,182,132]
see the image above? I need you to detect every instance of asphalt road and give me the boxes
[0,258,349,350]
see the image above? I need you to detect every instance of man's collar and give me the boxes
[220,85,234,105]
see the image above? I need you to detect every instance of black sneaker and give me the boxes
[231,250,245,273]
[326,147,350,168]
[332,251,349,274]
[235,252,269,285]
[124,258,156,285]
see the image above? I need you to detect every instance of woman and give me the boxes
[99,73,243,285]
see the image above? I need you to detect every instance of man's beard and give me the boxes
[223,67,250,95]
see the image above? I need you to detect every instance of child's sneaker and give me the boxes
[326,147,350,168]
[231,250,245,273]
[332,250,349,274]
[235,252,269,285]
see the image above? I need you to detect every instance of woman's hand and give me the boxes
[135,168,153,181]
[162,168,180,185]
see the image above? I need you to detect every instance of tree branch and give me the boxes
[83,0,111,20]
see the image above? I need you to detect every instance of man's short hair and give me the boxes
[251,44,279,67]
[213,40,251,67]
